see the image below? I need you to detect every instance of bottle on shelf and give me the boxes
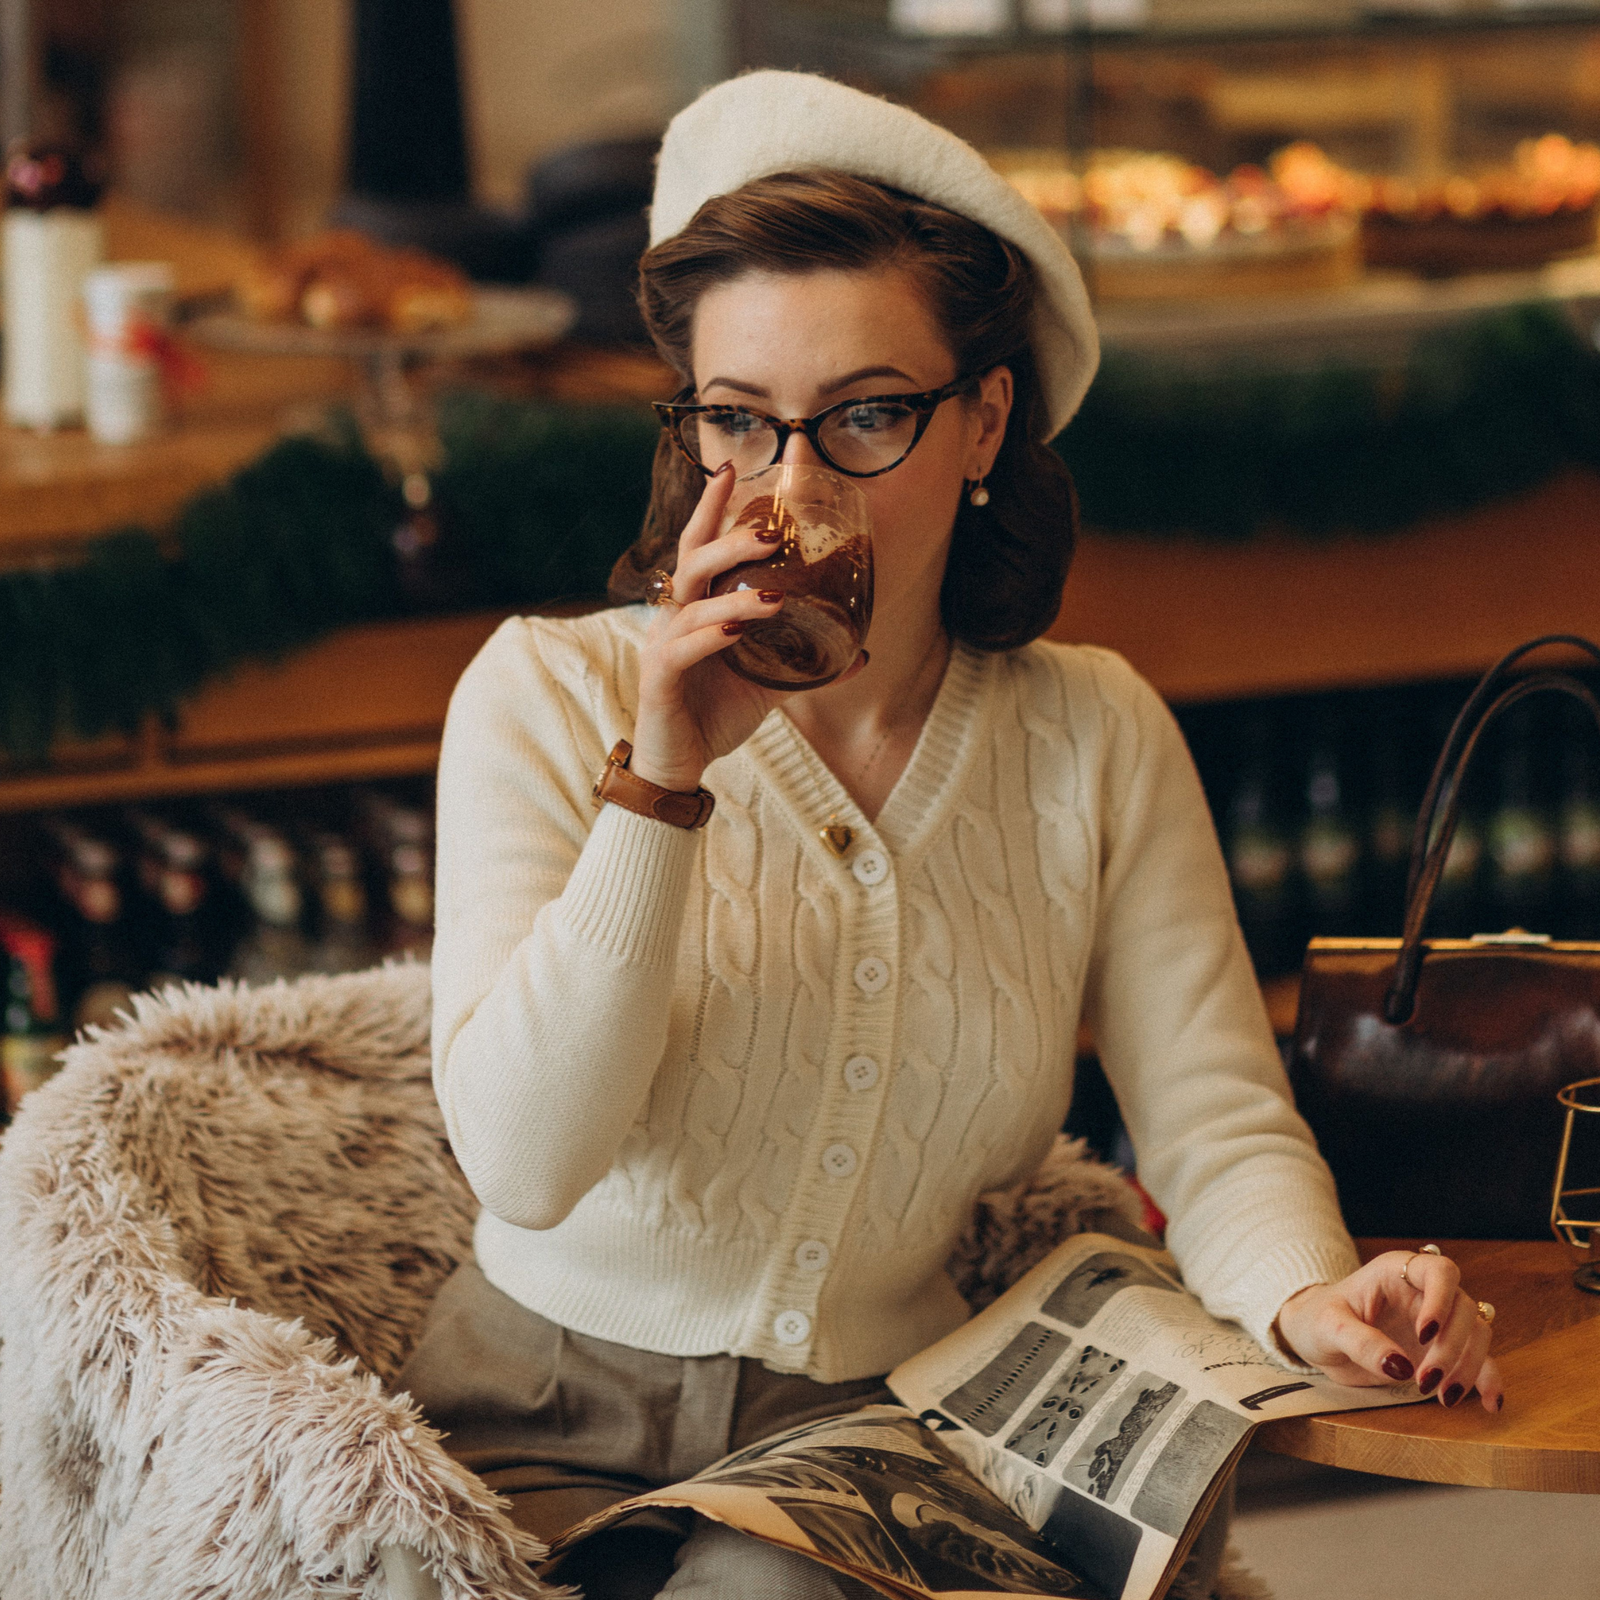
[1299,733,1363,941]
[1366,726,1415,936]
[225,822,314,985]
[43,817,144,1032]
[126,811,223,990]
[1,913,68,1118]
[1485,706,1556,935]
[1222,715,1299,978]
[305,831,380,974]
[354,790,435,960]
[2,144,104,430]
[1557,705,1600,941]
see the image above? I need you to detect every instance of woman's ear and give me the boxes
[966,365,1014,478]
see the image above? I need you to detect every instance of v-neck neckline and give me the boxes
[743,642,991,864]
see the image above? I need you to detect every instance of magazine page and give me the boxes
[889,1233,1416,1600]
[545,1404,1109,1600]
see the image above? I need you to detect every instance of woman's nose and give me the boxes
[781,428,825,469]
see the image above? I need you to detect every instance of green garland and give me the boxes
[1059,302,1600,538]
[0,403,659,766]
[3,302,1598,765]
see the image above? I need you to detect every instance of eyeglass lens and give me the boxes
[680,399,925,476]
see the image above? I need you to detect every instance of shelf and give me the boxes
[0,201,353,567]
[1051,466,1600,702]
[1095,256,1600,359]
[6,461,1597,811]
[825,1,1600,52]
[0,611,511,814]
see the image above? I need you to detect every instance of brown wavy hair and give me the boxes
[609,170,1078,651]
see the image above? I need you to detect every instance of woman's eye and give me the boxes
[840,403,911,433]
[708,412,765,438]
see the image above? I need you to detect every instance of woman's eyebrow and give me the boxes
[699,365,922,402]
[819,365,919,394]
[700,377,769,397]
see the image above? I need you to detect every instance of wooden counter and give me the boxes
[0,611,511,814]
[0,198,671,568]
[1053,468,1600,702]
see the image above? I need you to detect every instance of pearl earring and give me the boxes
[967,476,990,507]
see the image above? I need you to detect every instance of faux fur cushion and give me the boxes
[0,962,1142,1599]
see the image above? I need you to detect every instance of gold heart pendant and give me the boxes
[819,820,854,857]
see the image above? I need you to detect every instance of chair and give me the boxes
[0,962,1144,1599]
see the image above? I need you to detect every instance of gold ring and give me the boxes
[643,569,677,607]
[1477,1300,1495,1325]
[1402,1244,1442,1288]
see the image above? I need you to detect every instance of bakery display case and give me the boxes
[735,2,1600,346]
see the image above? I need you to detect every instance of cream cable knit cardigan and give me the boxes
[431,607,1358,1383]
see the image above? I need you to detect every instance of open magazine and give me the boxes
[546,1233,1417,1600]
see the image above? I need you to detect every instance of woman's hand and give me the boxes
[1274,1249,1503,1413]
[630,465,864,793]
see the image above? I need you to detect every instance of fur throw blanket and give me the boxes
[0,963,1142,1599]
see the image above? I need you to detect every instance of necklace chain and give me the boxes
[849,632,951,790]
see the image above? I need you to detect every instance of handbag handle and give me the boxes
[1385,649,1600,1025]
[1405,634,1600,906]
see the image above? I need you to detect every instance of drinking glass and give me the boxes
[708,463,874,692]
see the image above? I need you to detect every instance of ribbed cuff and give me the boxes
[1227,1235,1363,1371]
[559,801,700,966]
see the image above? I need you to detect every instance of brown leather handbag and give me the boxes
[1287,634,1600,1241]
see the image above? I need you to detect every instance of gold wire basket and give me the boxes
[1551,1075,1600,1295]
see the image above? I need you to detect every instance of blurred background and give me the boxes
[3,5,1600,1593]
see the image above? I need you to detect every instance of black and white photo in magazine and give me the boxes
[1039,1255,1184,1329]
[1063,1377,1185,1503]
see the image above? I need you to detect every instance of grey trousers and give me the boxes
[396,1261,1232,1599]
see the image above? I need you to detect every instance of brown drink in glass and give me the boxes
[709,463,873,691]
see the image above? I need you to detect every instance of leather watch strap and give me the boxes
[591,739,715,830]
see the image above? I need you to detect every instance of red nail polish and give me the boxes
[1442,1383,1464,1408]
[1418,1367,1442,1395]
[721,621,745,637]
[753,528,782,543]
[1382,1353,1414,1382]
[1419,1321,1440,1344]
[713,461,735,478]
[757,589,784,603]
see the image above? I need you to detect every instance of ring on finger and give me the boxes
[643,569,679,608]
[1401,1243,1442,1289]
[1477,1300,1495,1325]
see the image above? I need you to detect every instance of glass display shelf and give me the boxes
[743,1,1600,52]
[740,1,1600,351]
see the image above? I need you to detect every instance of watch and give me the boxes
[591,739,716,830]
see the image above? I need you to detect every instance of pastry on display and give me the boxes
[1272,136,1600,278]
[997,148,1360,300]
[236,231,473,333]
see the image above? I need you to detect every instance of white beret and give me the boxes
[649,69,1099,441]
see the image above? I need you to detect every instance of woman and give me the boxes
[406,72,1499,1600]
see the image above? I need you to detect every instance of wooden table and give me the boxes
[1254,1239,1600,1492]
